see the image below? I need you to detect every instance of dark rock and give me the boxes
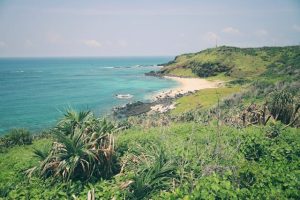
[113,101,152,118]
[144,70,164,77]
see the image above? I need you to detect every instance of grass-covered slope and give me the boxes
[159,46,300,79]
[171,86,241,115]
[0,45,299,199]
[158,45,300,115]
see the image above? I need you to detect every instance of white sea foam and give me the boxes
[115,94,133,99]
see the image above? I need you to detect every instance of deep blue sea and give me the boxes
[0,57,177,134]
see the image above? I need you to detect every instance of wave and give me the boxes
[115,94,133,99]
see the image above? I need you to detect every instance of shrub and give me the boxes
[191,61,230,77]
[120,143,177,199]
[1,128,32,147]
[27,110,118,181]
[268,90,299,126]
[240,134,266,161]
[159,173,238,199]
[228,78,250,85]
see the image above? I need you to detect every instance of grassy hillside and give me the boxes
[171,86,241,115]
[159,46,300,80]
[0,46,299,199]
[157,46,300,115]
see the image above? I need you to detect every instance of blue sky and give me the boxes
[0,0,299,57]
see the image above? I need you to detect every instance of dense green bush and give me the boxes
[27,110,119,182]
[191,61,230,77]
[121,143,177,199]
[268,89,299,126]
[0,128,32,148]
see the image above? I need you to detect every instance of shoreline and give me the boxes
[152,76,223,100]
[113,76,223,116]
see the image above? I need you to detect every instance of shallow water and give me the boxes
[0,57,177,134]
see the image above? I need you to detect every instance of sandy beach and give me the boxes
[153,76,223,100]
[115,76,224,115]
[150,76,223,113]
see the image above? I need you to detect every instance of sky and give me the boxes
[0,0,299,57]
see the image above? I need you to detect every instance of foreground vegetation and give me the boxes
[0,46,299,199]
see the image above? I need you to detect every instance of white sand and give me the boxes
[153,76,223,100]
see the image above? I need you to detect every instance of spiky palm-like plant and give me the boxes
[268,90,299,126]
[56,110,93,136]
[28,110,116,181]
[121,143,177,199]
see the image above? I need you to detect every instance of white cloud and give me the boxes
[254,29,268,37]
[0,41,6,47]
[292,24,300,32]
[222,27,241,34]
[83,40,102,48]
[203,32,220,43]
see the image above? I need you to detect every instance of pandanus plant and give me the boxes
[27,110,116,181]
[268,90,299,127]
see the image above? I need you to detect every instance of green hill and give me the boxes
[0,46,299,199]
[157,46,300,80]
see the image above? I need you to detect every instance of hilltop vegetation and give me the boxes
[158,46,300,80]
[0,46,299,199]
[154,45,300,115]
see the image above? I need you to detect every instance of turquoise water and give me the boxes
[0,57,177,134]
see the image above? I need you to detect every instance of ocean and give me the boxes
[0,57,177,134]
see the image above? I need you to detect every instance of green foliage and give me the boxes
[122,143,177,199]
[0,128,32,149]
[159,45,300,80]
[161,173,238,199]
[191,61,230,77]
[56,109,93,136]
[167,67,197,77]
[27,109,118,182]
[240,133,267,161]
[228,78,251,85]
[268,89,299,126]
[0,138,52,198]
[158,125,300,199]
[0,121,299,199]
[171,87,241,115]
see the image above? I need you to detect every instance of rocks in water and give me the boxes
[113,101,152,118]
[113,89,194,118]
[144,71,164,77]
[113,95,175,118]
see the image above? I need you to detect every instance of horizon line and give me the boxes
[1,44,299,59]
[0,55,176,59]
